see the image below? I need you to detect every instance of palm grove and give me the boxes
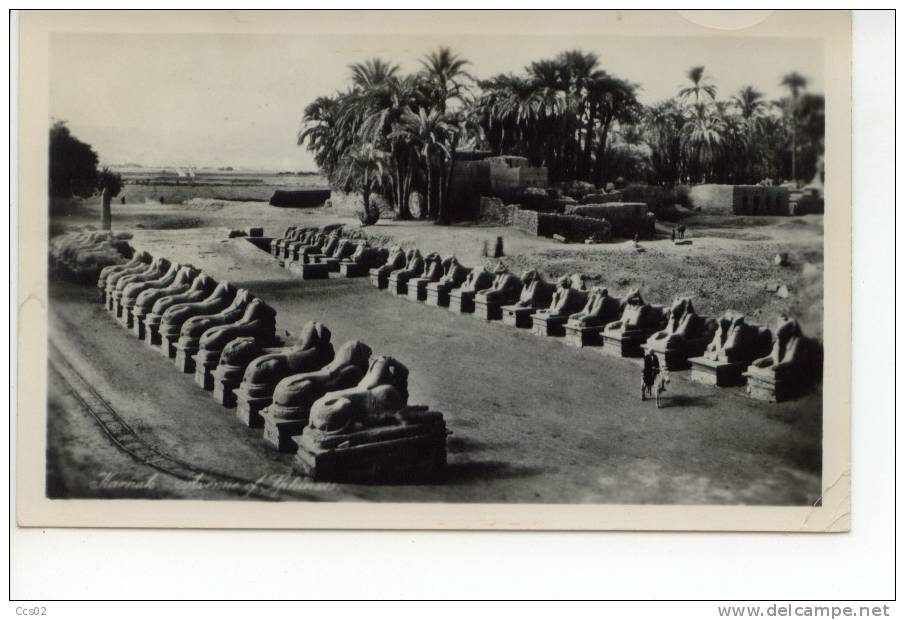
[299,48,824,224]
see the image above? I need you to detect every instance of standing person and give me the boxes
[670,227,676,243]
[641,349,660,401]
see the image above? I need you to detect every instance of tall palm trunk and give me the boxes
[100,188,112,230]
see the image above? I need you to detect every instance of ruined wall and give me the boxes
[688,184,790,215]
[269,189,331,208]
[478,196,519,225]
[510,208,612,242]
[565,202,653,238]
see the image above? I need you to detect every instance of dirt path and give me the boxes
[47,234,822,505]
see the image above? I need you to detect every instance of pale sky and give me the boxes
[50,32,823,171]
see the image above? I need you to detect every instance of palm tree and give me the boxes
[780,71,808,181]
[336,144,387,225]
[732,85,766,121]
[349,58,400,90]
[392,107,458,222]
[419,47,472,113]
[678,66,717,106]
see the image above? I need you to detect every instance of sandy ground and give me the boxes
[46,228,823,505]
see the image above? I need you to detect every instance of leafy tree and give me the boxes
[49,121,98,198]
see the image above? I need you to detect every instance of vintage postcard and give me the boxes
[15,10,852,530]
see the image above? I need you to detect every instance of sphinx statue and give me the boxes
[52,232,134,286]
[563,287,625,346]
[745,316,822,401]
[292,232,327,265]
[474,266,525,321]
[168,285,247,368]
[406,253,446,301]
[292,356,448,482]
[295,237,357,279]
[110,257,171,320]
[388,248,425,296]
[369,245,408,289]
[144,272,216,347]
[271,226,299,257]
[119,261,181,329]
[448,265,496,314]
[130,265,200,339]
[260,340,373,451]
[228,321,335,424]
[501,270,557,327]
[425,256,471,307]
[643,297,716,370]
[532,275,590,337]
[158,280,236,356]
[97,251,151,302]
[340,244,389,277]
[602,290,668,357]
[284,227,320,260]
[190,296,275,387]
[689,311,773,387]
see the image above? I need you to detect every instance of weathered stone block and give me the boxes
[339,262,367,278]
[532,314,569,337]
[473,299,502,321]
[564,324,604,347]
[292,408,447,483]
[602,329,656,357]
[688,357,748,387]
[501,305,536,328]
[449,290,476,314]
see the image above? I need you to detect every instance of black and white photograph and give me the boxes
[17,10,852,531]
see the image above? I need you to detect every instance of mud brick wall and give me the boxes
[510,208,612,242]
[688,184,790,215]
[536,213,613,242]
[511,208,540,235]
[269,189,331,208]
[565,202,651,238]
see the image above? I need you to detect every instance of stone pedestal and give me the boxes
[602,329,655,357]
[473,299,503,321]
[111,296,124,320]
[425,283,451,307]
[339,262,366,278]
[689,357,748,387]
[159,327,181,358]
[294,262,330,280]
[292,409,447,483]
[370,271,389,289]
[174,343,198,373]
[406,278,432,302]
[192,349,221,390]
[449,290,476,314]
[501,305,535,328]
[211,363,248,407]
[532,314,569,337]
[388,275,409,296]
[105,290,115,312]
[234,387,273,428]
[261,410,306,452]
[118,305,134,329]
[306,253,326,265]
[144,315,163,346]
[131,312,147,339]
[744,370,804,402]
[648,348,688,372]
[565,324,604,347]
